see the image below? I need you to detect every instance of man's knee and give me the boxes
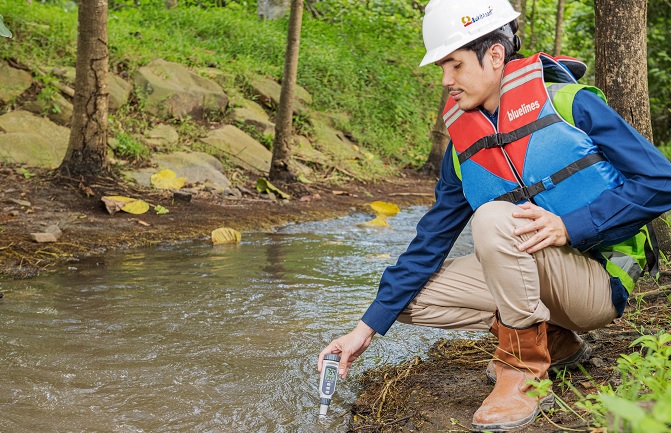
[472,201,524,250]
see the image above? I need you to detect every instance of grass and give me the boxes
[0,0,441,169]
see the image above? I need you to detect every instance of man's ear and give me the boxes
[490,44,506,69]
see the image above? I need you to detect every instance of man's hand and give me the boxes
[318,321,376,379]
[513,202,569,253]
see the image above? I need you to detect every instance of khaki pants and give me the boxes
[398,201,618,332]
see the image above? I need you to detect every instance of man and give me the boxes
[319,0,671,431]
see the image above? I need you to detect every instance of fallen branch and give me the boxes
[389,192,434,197]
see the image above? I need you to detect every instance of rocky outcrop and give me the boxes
[0,61,32,102]
[134,59,229,120]
[225,99,276,137]
[129,151,231,190]
[144,124,179,150]
[0,56,389,181]
[0,111,69,168]
[248,75,310,115]
[109,74,133,111]
[24,92,74,126]
[201,125,272,175]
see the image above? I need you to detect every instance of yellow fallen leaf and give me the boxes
[121,199,150,215]
[151,169,186,190]
[357,215,390,228]
[370,200,400,216]
[101,196,149,215]
[211,227,242,245]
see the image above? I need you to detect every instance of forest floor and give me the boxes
[1,165,669,433]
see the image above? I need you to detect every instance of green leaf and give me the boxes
[154,205,169,215]
[254,178,290,200]
[0,15,12,38]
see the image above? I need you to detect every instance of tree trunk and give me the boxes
[514,0,527,49]
[594,0,653,141]
[528,0,538,51]
[594,1,670,262]
[258,0,291,20]
[269,0,303,183]
[421,87,451,176]
[553,0,565,56]
[59,0,109,178]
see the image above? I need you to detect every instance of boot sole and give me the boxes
[485,341,592,384]
[471,393,555,432]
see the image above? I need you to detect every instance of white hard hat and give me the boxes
[419,0,521,67]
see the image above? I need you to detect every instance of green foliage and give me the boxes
[36,74,62,115]
[647,2,671,146]
[1,0,667,167]
[112,132,149,162]
[0,0,438,169]
[576,333,671,432]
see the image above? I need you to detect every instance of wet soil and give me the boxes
[0,165,437,278]
[1,164,669,433]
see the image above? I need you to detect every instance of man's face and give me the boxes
[436,47,502,113]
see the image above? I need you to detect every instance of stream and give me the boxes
[0,206,476,432]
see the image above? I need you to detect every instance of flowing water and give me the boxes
[0,206,476,433]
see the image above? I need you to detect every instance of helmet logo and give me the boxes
[461,6,494,27]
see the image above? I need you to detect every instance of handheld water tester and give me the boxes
[319,354,341,416]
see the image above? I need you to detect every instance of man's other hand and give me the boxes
[513,202,569,253]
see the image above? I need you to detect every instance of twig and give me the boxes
[389,192,434,197]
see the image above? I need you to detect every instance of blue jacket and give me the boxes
[362,89,671,336]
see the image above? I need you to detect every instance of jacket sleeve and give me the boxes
[361,144,473,335]
[562,90,671,250]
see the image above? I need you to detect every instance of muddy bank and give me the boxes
[348,275,671,433]
[0,166,436,278]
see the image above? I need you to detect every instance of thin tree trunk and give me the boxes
[518,0,527,48]
[594,0,653,141]
[528,0,538,51]
[421,87,451,176]
[269,0,303,182]
[553,0,565,56]
[59,0,109,177]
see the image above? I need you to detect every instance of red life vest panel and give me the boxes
[443,53,625,216]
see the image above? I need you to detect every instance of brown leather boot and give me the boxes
[486,322,592,383]
[472,321,554,432]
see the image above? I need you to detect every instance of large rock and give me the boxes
[133,59,229,120]
[109,74,133,111]
[225,99,275,137]
[24,92,73,126]
[201,125,271,175]
[129,151,231,190]
[144,124,179,150]
[0,61,32,102]
[248,75,309,115]
[0,111,70,168]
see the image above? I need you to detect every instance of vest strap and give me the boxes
[494,153,606,203]
[458,114,563,164]
[645,222,660,277]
